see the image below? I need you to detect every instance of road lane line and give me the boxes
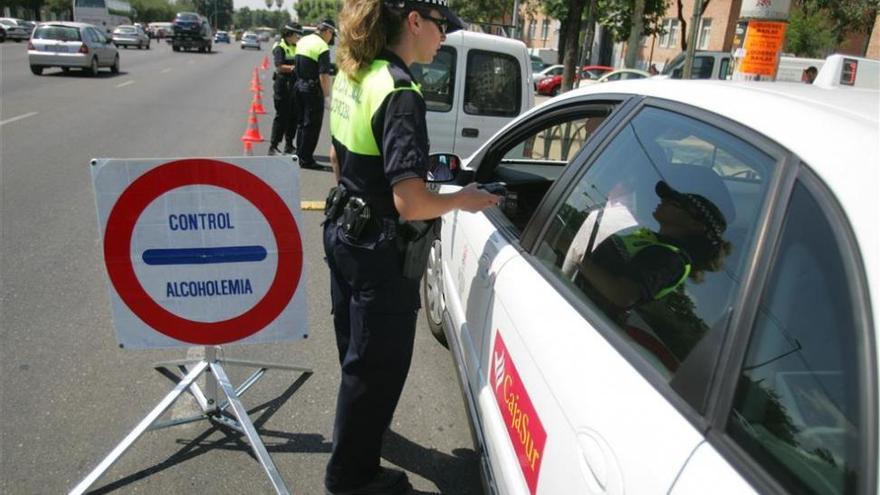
[160,68,172,73]
[116,80,135,88]
[0,112,38,126]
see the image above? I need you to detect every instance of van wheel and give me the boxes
[30,65,43,75]
[422,237,448,348]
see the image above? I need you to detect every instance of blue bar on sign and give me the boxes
[142,246,267,265]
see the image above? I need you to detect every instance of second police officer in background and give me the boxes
[269,24,303,156]
[293,18,336,169]
[323,0,499,493]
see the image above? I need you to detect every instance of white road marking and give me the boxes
[116,80,135,88]
[0,112,38,126]
[160,68,172,74]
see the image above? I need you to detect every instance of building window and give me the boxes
[541,19,550,40]
[528,20,536,40]
[698,18,712,50]
[659,18,680,49]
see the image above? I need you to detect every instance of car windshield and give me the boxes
[33,26,81,41]
[176,13,199,21]
[661,53,686,75]
[0,20,15,27]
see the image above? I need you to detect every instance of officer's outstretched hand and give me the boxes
[456,183,501,213]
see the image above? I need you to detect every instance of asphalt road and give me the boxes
[1,39,482,494]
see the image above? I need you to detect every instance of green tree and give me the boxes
[599,0,668,43]
[785,8,837,56]
[449,0,513,26]
[294,0,341,25]
[234,6,254,29]
[793,0,878,44]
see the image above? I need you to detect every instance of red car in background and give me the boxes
[536,65,614,96]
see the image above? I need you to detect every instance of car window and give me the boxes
[535,106,775,390]
[481,106,614,235]
[33,26,81,41]
[464,49,521,117]
[411,46,456,113]
[719,57,731,80]
[727,180,869,495]
[693,56,715,79]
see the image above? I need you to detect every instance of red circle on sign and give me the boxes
[103,159,302,345]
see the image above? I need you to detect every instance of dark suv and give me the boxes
[171,12,212,53]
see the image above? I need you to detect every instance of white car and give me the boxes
[112,24,150,49]
[240,32,260,50]
[531,63,563,88]
[28,22,120,76]
[424,76,879,494]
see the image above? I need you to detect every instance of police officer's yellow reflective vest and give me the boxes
[614,228,691,300]
[295,33,328,61]
[330,59,421,157]
[273,39,296,61]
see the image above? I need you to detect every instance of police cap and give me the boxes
[385,0,465,34]
[317,18,336,33]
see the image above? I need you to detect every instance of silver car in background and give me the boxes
[112,24,150,49]
[0,17,31,41]
[28,22,119,76]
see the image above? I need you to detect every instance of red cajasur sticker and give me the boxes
[490,333,547,494]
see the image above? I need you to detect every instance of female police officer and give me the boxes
[324,1,498,493]
[268,24,302,156]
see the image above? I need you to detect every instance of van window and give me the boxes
[464,50,521,117]
[411,46,456,113]
[692,56,715,79]
[727,180,869,495]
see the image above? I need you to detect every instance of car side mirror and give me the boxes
[426,153,460,183]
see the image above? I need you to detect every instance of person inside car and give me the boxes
[575,181,732,321]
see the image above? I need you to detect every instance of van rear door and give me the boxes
[453,40,532,157]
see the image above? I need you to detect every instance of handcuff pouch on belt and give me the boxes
[397,219,439,280]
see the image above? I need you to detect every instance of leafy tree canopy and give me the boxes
[793,0,878,42]
[294,0,341,25]
[597,0,668,43]
[449,0,514,24]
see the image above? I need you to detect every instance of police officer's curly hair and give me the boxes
[337,0,408,79]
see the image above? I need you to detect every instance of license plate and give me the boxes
[44,45,66,53]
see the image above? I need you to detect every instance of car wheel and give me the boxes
[173,45,179,52]
[61,67,70,74]
[146,41,150,50]
[30,65,43,75]
[14,38,21,43]
[88,57,99,76]
[422,237,448,347]
[551,86,560,96]
[111,55,119,74]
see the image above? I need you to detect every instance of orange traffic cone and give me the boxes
[249,91,267,115]
[241,112,265,143]
[243,140,254,156]
[261,56,270,71]
[250,68,263,92]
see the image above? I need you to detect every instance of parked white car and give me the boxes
[424,78,879,494]
[28,22,119,76]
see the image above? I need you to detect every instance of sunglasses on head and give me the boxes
[416,10,448,34]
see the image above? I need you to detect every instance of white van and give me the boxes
[412,31,534,158]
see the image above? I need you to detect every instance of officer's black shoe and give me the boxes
[268,145,281,156]
[300,161,322,170]
[325,467,411,495]
[283,143,296,154]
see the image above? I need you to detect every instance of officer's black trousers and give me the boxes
[270,80,297,148]
[322,221,420,491]
[295,85,324,167]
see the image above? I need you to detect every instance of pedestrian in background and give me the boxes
[322,0,499,493]
[269,24,303,156]
[802,66,818,84]
[293,19,336,169]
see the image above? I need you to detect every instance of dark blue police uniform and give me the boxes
[323,49,428,493]
[293,31,333,168]
[269,36,298,154]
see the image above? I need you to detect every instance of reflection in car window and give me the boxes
[536,107,774,386]
[464,50,521,117]
[411,46,456,113]
[728,181,866,495]
[488,109,610,234]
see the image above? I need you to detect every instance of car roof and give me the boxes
[553,79,879,293]
[37,22,93,29]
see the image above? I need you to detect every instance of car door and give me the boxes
[674,172,876,495]
[484,99,789,493]
[454,48,526,157]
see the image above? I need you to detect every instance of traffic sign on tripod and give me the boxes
[92,157,308,348]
